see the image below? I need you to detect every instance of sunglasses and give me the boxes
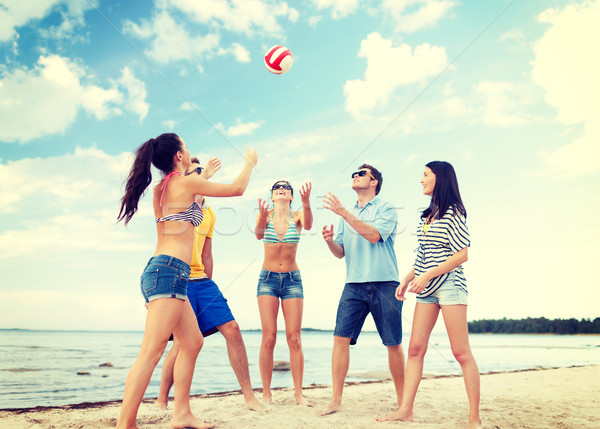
[185,165,204,176]
[351,170,375,180]
[272,183,292,191]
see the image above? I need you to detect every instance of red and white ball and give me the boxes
[264,45,293,74]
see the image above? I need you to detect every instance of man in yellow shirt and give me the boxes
[157,159,263,411]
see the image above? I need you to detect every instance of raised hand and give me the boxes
[203,157,222,179]
[245,147,258,167]
[258,198,273,219]
[323,192,345,216]
[322,224,334,242]
[299,182,312,206]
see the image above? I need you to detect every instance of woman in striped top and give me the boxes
[381,161,482,429]
[116,133,258,429]
[254,180,313,406]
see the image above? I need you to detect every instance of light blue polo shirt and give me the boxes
[334,196,399,283]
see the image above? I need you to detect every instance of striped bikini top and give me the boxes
[155,172,204,227]
[263,213,300,244]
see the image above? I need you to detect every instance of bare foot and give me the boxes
[244,395,266,412]
[262,394,272,405]
[320,399,342,416]
[377,408,413,422]
[156,399,168,410]
[466,419,483,429]
[171,414,215,429]
[295,394,312,407]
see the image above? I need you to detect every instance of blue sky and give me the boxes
[1,0,598,332]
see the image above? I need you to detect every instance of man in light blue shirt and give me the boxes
[320,164,405,417]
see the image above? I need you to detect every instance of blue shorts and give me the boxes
[257,269,304,300]
[334,281,403,347]
[187,278,235,337]
[140,255,190,303]
[416,273,468,306]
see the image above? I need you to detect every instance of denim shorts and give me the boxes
[416,273,468,306]
[257,269,304,300]
[334,281,403,347]
[140,255,190,303]
[188,278,235,337]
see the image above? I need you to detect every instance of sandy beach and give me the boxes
[1,365,598,429]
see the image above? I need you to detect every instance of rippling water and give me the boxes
[1,329,599,409]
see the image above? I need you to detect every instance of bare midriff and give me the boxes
[262,242,299,272]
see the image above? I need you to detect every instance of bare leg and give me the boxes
[169,300,214,429]
[320,336,351,416]
[379,303,439,422]
[217,320,264,411]
[156,340,180,409]
[441,305,482,429]
[257,295,279,405]
[387,344,405,408]
[281,298,311,406]
[116,298,185,429]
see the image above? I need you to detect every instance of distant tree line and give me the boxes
[468,317,600,334]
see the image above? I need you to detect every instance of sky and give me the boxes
[0,0,599,333]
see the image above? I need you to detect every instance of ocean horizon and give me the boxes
[1,329,599,410]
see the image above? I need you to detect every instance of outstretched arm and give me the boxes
[186,148,257,197]
[298,182,313,231]
[323,192,381,244]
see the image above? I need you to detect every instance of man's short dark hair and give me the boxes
[359,163,382,195]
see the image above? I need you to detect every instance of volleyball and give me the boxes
[264,45,293,74]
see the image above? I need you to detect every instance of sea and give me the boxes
[1,329,599,410]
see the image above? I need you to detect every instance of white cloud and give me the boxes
[218,42,251,63]
[476,81,527,127]
[499,29,525,43]
[123,10,220,64]
[215,118,264,136]
[0,0,95,43]
[0,145,154,258]
[0,55,126,143]
[382,0,458,33]
[308,15,322,26]
[310,0,359,19]
[168,0,298,36]
[163,119,176,129]
[532,0,600,176]
[116,67,149,121]
[124,1,297,65]
[344,32,447,119]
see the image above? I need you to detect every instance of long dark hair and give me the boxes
[117,133,183,225]
[422,161,466,220]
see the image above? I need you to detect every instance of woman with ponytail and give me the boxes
[116,133,257,429]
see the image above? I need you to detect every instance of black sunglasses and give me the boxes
[185,166,204,176]
[351,170,375,180]
[272,183,292,191]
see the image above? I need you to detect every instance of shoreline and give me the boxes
[0,364,590,413]
[1,364,598,428]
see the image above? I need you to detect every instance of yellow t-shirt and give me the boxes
[190,203,216,279]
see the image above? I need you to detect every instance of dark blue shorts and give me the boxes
[140,255,190,303]
[187,278,235,337]
[334,281,403,346]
